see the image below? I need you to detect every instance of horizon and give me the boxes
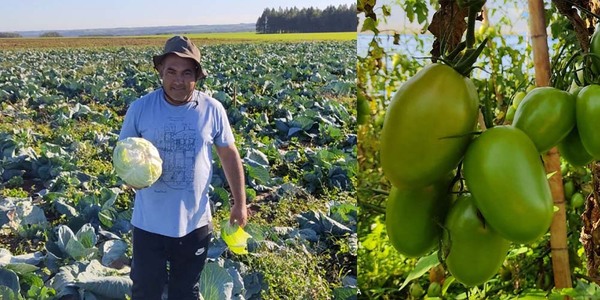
[1,0,353,32]
[7,23,255,34]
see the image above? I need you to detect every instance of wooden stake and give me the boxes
[528,0,572,292]
[528,0,551,87]
[544,148,573,290]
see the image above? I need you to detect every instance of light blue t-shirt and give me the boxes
[118,88,234,238]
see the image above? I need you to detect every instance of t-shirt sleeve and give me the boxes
[214,104,235,147]
[118,102,141,141]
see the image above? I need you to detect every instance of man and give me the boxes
[118,35,248,300]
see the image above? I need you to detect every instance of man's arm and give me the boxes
[216,143,248,227]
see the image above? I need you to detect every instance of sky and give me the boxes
[1,0,353,32]
[358,0,529,35]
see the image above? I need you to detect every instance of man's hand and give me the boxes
[230,203,248,227]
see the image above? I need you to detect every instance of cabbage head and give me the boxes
[113,137,163,189]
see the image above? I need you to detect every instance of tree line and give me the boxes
[255,4,356,34]
[0,32,22,38]
[0,31,62,38]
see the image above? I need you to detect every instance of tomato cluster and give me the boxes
[379,62,597,286]
[514,85,600,168]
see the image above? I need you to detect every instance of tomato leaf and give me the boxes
[441,276,456,296]
[381,5,391,17]
[399,251,440,291]
[507,246,530,258]
[361,17,378,34]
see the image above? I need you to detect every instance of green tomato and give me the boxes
[477,24,488,37]
[392,53,402,69]
[375,113,385,129]
[576,84,600,158]
[526,85,536,93]
[385,181,450,257]
[357,90,370,125]
[427,282,442,297]
[512,91,527,109]
[499,265,512,281]
[571,192,585,209]
[513,87,576,153]
[563,180,575,199]
[505,105,516,123]
[409,282,425,298]
[558,126,593,167]
[380,63,479,188]
[463,126,553,244]
[575,166,588,177]
[560,163,569,176]
[477,24,497,38]
[444,195,510,286]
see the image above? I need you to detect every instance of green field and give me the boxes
[0,32,356,49]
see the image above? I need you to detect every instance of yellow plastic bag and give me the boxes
[221,220,252,254]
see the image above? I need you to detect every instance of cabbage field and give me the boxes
[0,40,357,299]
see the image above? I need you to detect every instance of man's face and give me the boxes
[159,54,197,104]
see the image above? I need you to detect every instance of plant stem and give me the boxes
[466,7,478,49]
[357,199,385,215]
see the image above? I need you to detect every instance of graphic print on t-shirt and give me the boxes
[156,117,197,190]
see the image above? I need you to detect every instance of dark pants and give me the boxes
[130,225,212,300]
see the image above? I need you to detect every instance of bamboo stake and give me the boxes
[527,0,572,291]
[528,1,551,87]
[544,149,573,290]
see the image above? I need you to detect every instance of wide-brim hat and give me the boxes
[153,35,208,80]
